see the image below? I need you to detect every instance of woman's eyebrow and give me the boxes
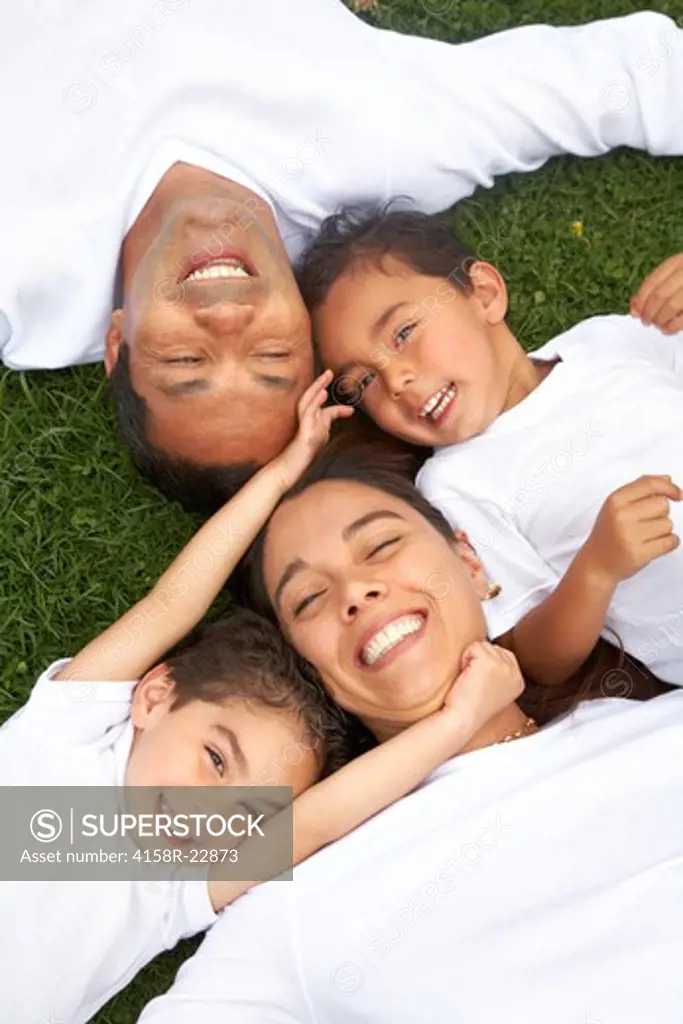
[274,557,308,611]
[342,510,405,542]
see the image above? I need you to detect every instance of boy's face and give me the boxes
[125,671,318,796]
[314,256,509,447]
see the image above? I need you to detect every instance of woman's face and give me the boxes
[262,480,487,733]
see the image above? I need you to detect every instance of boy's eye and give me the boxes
[293,589,326,618]
[368,536,401,559]
[205,747,226,776]
[394,322,417,349]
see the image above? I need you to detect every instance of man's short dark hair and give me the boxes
[108,343,257,514]
[296,204,477,314]
[167,607,360,777]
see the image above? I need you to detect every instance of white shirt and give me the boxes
[139,690,683,1024]
[0,661,216,1024]
[418,315,683,684]
[2,3,683,369]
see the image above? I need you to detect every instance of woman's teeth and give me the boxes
[419,384,456,421]
[361,614,425,666]
[185,260,251,282]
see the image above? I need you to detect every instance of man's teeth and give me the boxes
[419,385,456,420]
[186,260,250,281]
[361,614,424,666]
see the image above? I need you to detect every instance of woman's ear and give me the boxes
[453,529,492,601]
[130,663,175,730]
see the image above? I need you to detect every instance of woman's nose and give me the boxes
[342,580,387,621]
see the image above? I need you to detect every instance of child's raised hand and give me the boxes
[275,370,354,491]
[583,475,681,584]
[440,641,525,748]
[631,253,683,335]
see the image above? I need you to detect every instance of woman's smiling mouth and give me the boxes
[357,611,427,669]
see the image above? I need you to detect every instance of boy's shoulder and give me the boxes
[0,659,136,783]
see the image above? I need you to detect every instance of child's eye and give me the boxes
[368,536,401,559]
[206,747,226,777]
[358,372,376,395]
[293,589,325,618]
[394,322,417,350]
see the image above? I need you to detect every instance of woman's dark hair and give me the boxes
[241,450,671,732]
[296,204,476,315]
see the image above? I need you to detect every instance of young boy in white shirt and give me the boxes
[0,371,524,1024]
[298,209,683,688]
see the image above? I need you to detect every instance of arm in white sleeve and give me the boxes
[416,469,559,639]
[138,886,311,1024]
[382,12,683,207]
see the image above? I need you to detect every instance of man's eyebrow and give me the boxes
[255,373,297,391]
[372,301,412,337]
[158,378,210,398]
[213,724,248,773]
[342,510,406,542]
[274,557,309,612]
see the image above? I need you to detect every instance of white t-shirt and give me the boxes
[2,4,683,369]
[418,315,683,684]
[139,690,683,1024]
[0,660,216,1024]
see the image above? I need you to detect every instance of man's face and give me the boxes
[108,196,314,466]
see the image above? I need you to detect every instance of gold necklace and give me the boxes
[496,716,537,744]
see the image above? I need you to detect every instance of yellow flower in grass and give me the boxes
[570,220,585,237]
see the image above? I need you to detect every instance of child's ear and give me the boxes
[131,663,176,730]
[453,529,491,601]
[468,262,508,326]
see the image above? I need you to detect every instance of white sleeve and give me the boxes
[382,12,683,208]
[611,315,683,379]
[5,659,135,745]
[138,886,311,1024]
[417,473,559,639]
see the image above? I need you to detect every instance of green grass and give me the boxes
[2,0,683,1019]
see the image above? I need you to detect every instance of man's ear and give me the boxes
[104,309,124,377]
[130,663,175,730]
[453,528,491,601]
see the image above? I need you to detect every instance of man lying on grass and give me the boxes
[1,1,683,510]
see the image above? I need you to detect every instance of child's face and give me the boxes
[314,256,509,447]
[125,671,318,795]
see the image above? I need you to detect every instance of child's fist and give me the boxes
[275,370,354,491]
[631,253,683,335]
[583,475,681,584]
[441,641,525,747]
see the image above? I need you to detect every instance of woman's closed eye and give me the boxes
[293,588,327,618]
[367,536,402,559]
[205,746,226,777]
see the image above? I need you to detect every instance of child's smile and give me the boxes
[313,255,510,447]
